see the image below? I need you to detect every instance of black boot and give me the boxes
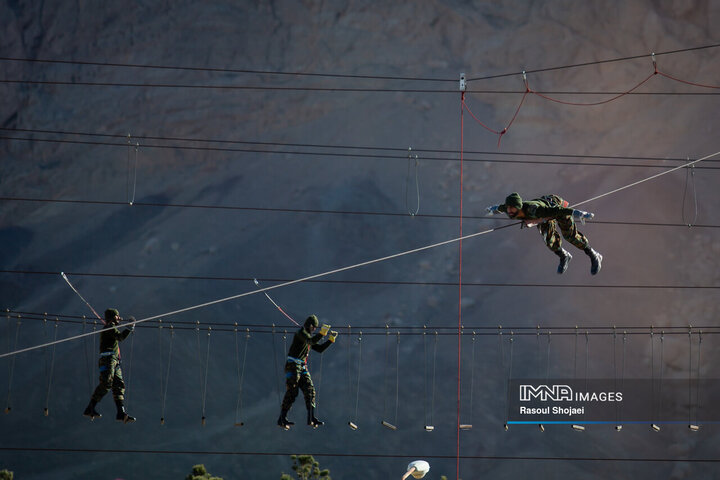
[555,249,572,274]
[585,247,602,275]
[83,399,101,420]
[115,400,136,424]
[277,409,294,429]
[307,406,323,428]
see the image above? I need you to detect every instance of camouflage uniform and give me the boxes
[281,325,332,412]
[498,194,589,253]
[90,321,132,403]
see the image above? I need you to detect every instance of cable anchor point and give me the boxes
[459,72,466,92]
[651,53,657,74]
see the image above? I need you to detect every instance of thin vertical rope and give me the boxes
[5,316,21,413]
[201,326,212,425]
[394,331,400,426]
[681,164,698,227]
[43,318,58,416]
[82,316,92,396]
[658,331,665,425]
[347,325,352,416]
[423,327,428,427]
[382,326,390,422]
[431,331,438,427]
[235,327,249,426]
[456,89,465,480]
[694,331,702,427]
[688,328,692,426]
[650,329,655,425]
[160,325,174,425]
[352,332,362,425]
[503,333,514,430]
[468,331,476,425]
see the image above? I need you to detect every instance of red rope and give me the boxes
[657,70,720,89]
[457,91,465,480]
[462,59,720,146]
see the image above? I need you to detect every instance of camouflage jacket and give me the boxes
[286,327,331,363]
[98,323,132,357]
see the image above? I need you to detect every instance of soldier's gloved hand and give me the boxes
[486,205,502,215]
[320,324,331,336]
[126,316,136,332]
[328,331,338,343]
[572,209,594,224]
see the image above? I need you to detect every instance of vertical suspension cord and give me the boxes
[394,331,400,427]
[160,325,174,425]
[658,331,665,428]
[201,326,212,426]
[353,332,363,425]
[423,326,428,427]
[694,331,702,428]
[5,315,21,413]
[43,318,59,416]
[650,328,655,428]
[619,331,626,428]
[382,326,390,423]
[235,327,249,426]
[456,88,465,480]
[688,327,692,427]
[347,325,352,419]
[430,331,438,428]
[467,331,476,427]
[613,328,618,426]
[503,332,514,430]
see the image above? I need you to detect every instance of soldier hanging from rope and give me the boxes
[487,193,602,275]
[277,315,337,429]
[83,308,136,423]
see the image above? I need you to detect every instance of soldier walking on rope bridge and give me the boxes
[83,308,136,423]
[277,315,337,429]
[487,193,603,275]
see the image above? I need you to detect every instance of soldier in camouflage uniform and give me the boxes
[83,308,136,423]
[277,315,337,429]
[488,192,602,275]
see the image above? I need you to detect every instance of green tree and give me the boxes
[185,464,223,480]
[280,455,331,480]
[0,469,13,480]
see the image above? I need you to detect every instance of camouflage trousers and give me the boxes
[281,360,315,412]
[91,355,125,403]
[536,195,589,252]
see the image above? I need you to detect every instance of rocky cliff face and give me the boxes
[1,1,719,479]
